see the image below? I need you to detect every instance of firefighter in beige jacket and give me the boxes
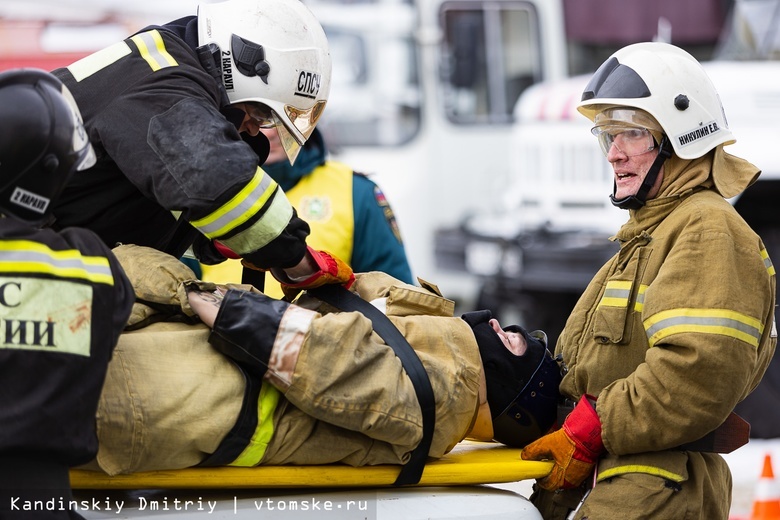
[520,43,778,519]
[88,244,560,476]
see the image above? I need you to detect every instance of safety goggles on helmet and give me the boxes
[237,100,325,163]
[591,127,655,157]
[240,102,277,129]
[591,107,663,157]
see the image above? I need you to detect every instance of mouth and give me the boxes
[615,172,637,180]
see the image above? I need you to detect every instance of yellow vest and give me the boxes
[201,161,355,299]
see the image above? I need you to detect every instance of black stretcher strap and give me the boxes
[197,366,264,467]
[309,284,436,486]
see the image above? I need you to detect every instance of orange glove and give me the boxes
[271,247,355,300]
[520,395,603,491]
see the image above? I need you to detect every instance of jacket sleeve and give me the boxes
[351,175,414,283]
[208,288,425,449]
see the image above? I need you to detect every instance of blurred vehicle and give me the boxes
[308,0,570,309]
[433,0,778,339]
[311,0,732,313]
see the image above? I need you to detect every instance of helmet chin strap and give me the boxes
[610,137,672,210]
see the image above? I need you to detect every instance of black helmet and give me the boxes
[0,68,95,224]
[462,310,561,447]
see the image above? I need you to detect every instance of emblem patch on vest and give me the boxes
[298,195,332,222]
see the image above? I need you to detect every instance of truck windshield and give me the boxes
[440,1,541,124]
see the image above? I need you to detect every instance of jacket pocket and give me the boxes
[591,247,652,344]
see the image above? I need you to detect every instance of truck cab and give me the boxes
[308,0,569,306]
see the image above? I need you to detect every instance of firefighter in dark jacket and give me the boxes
[50,0,352,291]
[0,69,135,519]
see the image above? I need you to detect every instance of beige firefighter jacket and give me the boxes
[89,245,482,475]
[555,146,777,490]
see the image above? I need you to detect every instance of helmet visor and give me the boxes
[59,83,96,172]
[277,100,327,165]
[244,100,327,165]
[74,140,97,171]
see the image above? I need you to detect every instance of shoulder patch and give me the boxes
[374,186,403,244]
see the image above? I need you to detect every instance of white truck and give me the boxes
[307,0,570,308]
[432,0,780,342]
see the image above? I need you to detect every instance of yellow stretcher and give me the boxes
[70,441,553,489]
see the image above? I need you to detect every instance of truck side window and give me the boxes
[440,1,541,124]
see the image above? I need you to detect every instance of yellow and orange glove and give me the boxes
[520,395,604,491]
[271,247,355,300]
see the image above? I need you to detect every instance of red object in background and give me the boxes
[563,0,727,45]
[0,53,87,72]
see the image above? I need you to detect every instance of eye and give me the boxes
[622,129,647,140]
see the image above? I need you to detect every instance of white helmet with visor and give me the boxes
[577,41,734,160]
[198,0,331,164]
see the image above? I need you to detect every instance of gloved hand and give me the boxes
[271,247,355,300]
[520,394,604,491]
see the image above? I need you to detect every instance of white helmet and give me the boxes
[577,42,735,160]
[198,0,331,164]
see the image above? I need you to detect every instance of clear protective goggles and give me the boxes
[242,100,327,165]
[242,102,277,129]
[591,107,662,158]
[591,126,656,157]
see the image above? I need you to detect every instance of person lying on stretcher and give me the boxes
[84,245,560,476]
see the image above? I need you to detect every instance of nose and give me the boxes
[606,141,627,162]
[242,116,261,136]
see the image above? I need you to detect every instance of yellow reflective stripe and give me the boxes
[761,247,776,276]
[191,168,278,239]
[130,30,178,71]
[597,464,685,483]
[634,284,648,313]
[229,383,281,467]
[0,241,114,285]
[67,41,132,82]
[645,308,763,348]
[598,280,632,308]
[217,193,293,254]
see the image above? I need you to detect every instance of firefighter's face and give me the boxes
[259,127,289,164]
[489,319,527,356]
[607,137,664,201]
[235,102,275,138]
